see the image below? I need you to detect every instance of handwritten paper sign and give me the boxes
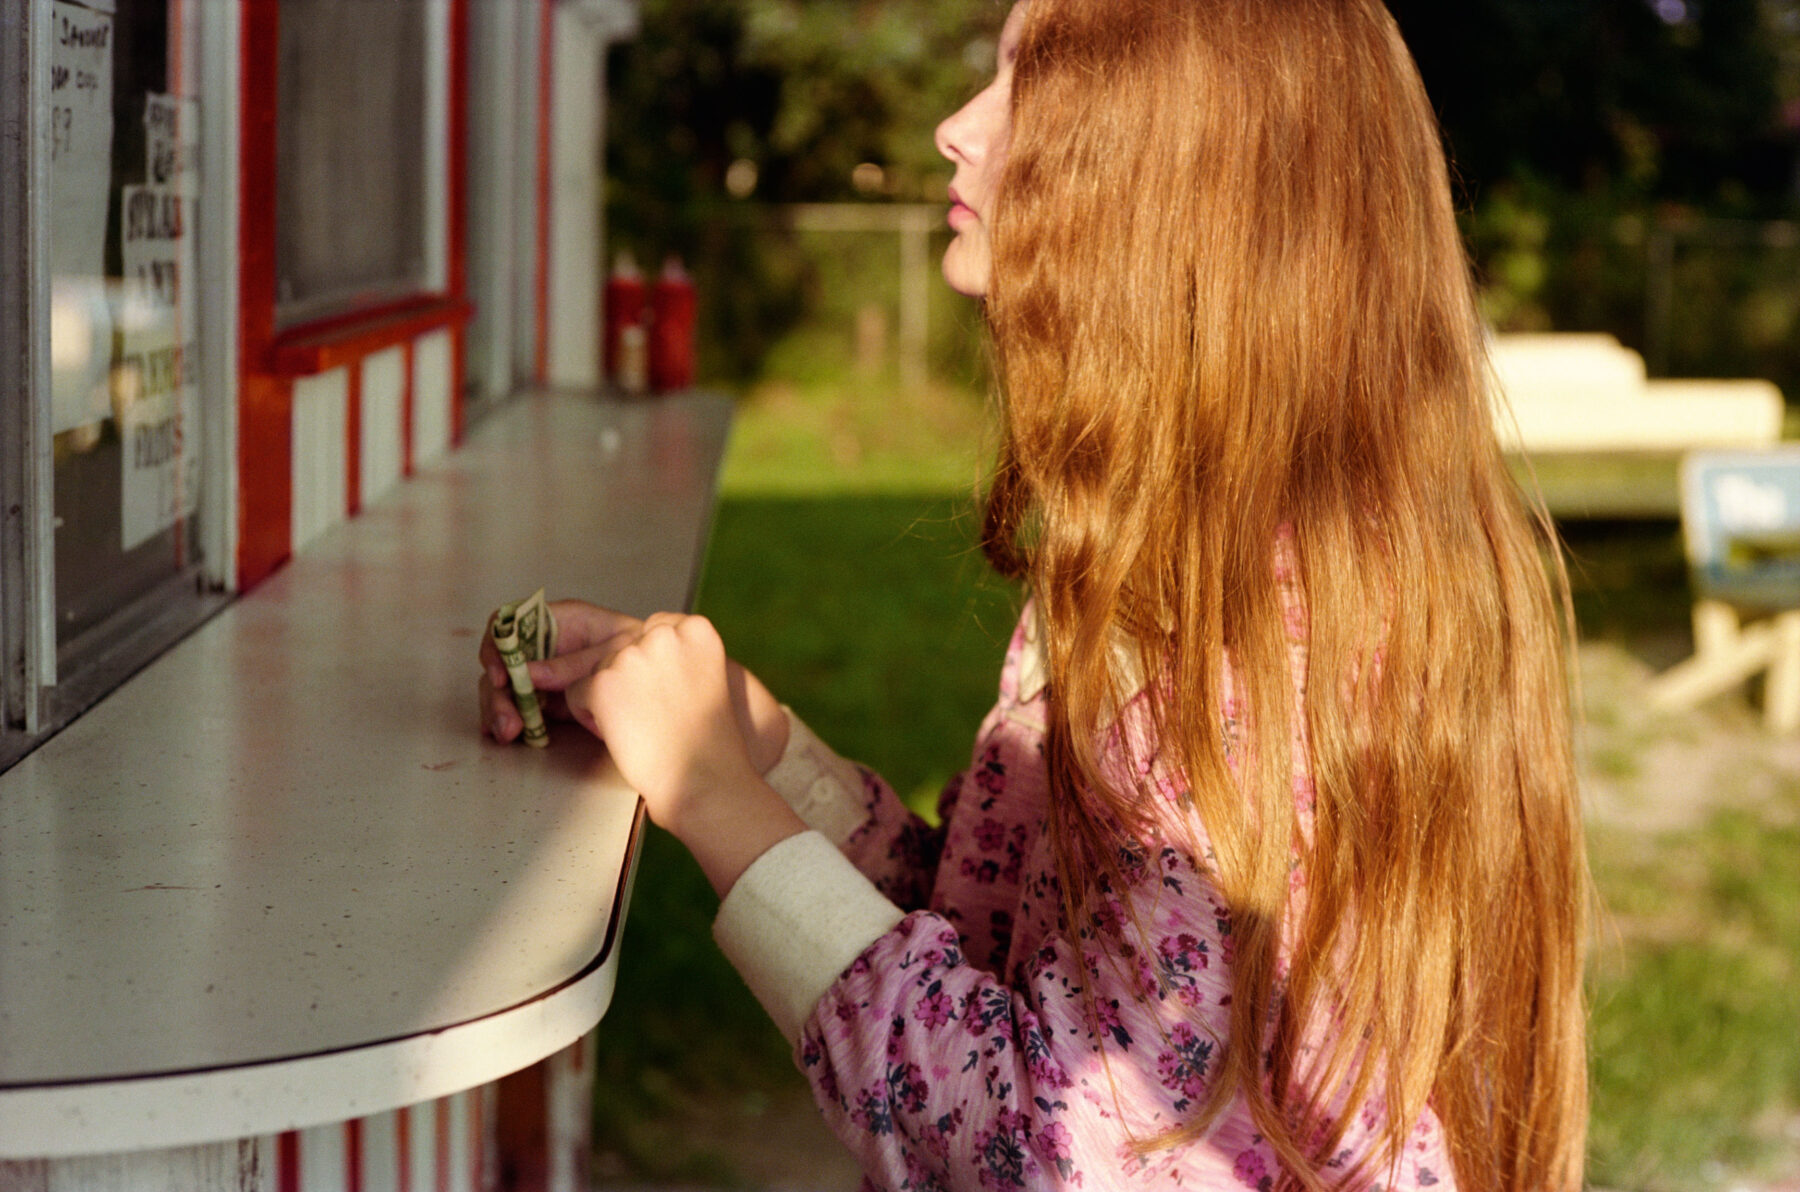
[144,92,199,198]
[118,175,198,550]
[1681,447,1800,611]
[49,0,118,436]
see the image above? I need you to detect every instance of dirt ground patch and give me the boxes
[595,1077,860,1192]
[1578,638,1800,834]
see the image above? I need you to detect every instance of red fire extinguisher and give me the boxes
[603,251,646,392]
[649,256,696,393]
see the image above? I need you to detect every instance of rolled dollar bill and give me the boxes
[491,588,558,748]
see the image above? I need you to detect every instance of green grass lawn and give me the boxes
[1586,806,1800,1191]
[593,368,1800,1189]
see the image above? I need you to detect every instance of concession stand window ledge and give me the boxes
[0,390,731,1159]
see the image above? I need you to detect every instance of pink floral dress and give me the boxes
[775,604,1458,1192]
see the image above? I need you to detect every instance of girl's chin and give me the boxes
[941,241,991,300]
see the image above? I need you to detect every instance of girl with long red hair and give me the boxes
[482,2,1590,1187]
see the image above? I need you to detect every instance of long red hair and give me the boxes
[980,2,1588,1189]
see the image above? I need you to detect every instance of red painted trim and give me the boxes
[275,294,455,356]
[237,0,291,590]
[168,0,185,90]
[435,1097,453,1192]
[269,296,472,378]
[495,1065,546,1192]
[345,359,363,515]
[236,374,293,591]
[533,0,552,386]
[278,1131,301,1192]
[397,1105,413,1192]
[450,323,467,445]
[402,339,417,478]
[345,1118,365,1192]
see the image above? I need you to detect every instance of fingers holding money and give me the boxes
[526,642,625,693]
[522,613,680,730]
[477,597,649,745]
[477,602,786,783]
[543,601,643,654]
[480,670,523,743]
[491,591,556,747]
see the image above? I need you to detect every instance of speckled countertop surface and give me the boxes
[0,391,729,1152]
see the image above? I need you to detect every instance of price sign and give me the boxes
[1682,447,1800,611]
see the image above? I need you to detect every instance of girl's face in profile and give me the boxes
[935,1,1028,299]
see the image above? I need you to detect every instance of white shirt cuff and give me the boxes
[760,709,872,848]
[713,830,905,1044]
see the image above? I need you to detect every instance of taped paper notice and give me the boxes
[49,0,118,436]
[119,184,199,551]
[144,92,199,199]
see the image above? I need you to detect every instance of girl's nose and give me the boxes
[935,100,972,166]
[938,75,1007,172]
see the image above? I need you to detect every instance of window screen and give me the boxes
[275,0,430,327]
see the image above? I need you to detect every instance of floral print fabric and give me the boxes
[796,605,1457,1191]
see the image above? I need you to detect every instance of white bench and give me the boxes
[1489,333,1784,455]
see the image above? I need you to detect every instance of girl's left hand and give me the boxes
[562,612,805,896]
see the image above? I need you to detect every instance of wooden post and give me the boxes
[1648,601,1800,732]
[1692,598,1738,655]
[898,206,931,394]
[1765,611,1800,733]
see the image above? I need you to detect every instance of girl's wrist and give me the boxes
[728,661,790,775]
[662,769,808,899]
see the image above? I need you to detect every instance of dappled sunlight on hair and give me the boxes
[979,1,1589,1189]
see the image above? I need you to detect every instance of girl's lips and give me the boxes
[948,187,974,226]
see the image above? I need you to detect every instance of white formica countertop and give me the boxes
[0,391,732,1157]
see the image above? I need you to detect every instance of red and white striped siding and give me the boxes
[277,1089,485,1192]
[236,0,471,590]
[290,328,457,553]
[0,1037,593,1192]
[0,1088,483,1192]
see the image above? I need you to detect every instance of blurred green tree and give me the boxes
[1389,0,1795,208]
[606,0,1800,380]
[605,0,993,379]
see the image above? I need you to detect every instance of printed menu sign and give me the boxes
[49,0,118,436]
